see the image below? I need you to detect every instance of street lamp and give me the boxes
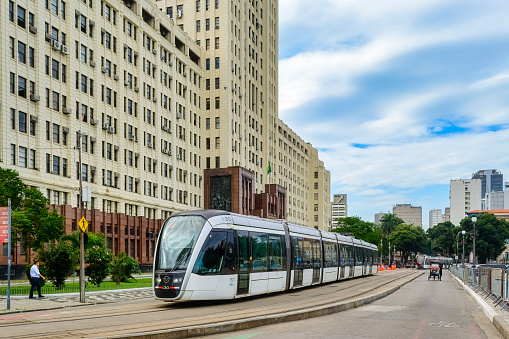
[462,230,466,266]
[472,216,477,266]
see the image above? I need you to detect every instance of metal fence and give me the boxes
[0,280,152,297]
[450,266,509,308]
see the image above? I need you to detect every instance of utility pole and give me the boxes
[78,131,86,303]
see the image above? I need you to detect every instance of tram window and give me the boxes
[251,232,267,272]
[324,242,337,267]
[221,230,236,274]
[302,238,312,268]
[238,231,250,273]
[268,235,284,271]
[345,245,353,266]
[355,247,363,266]
[156,215,204,271]
[192,230,226,275]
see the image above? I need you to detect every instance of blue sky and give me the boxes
[278,0,509,229]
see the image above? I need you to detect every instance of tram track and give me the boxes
[1,270,422,339]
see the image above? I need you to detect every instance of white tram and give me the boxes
[153,210,378,301]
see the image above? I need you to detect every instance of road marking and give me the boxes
[429,321,460,328]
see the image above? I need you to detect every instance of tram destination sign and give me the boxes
[0,207,9,243]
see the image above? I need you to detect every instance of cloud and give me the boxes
[278,0,509,224]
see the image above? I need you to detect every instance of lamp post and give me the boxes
[456,231,462,266]
[462,230,466,266]
[472,216,477,266]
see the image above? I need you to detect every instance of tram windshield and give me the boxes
[156,216,205,271]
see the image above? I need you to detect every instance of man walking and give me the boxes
[29,260,45,299]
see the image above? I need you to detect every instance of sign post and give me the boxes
[1,200,12,310]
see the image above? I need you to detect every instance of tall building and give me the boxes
[393,204,422,227]
[449,179,482,226]
[374,212,387,225]
[428,209,442,229]
[443,207,450,223]
[331,194,347,227]
[0,0,331,275]
[472,169,503,208]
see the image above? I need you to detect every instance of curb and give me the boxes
[452,274,509,339]
[98,272,423,339]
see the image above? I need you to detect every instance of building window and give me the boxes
[18,41,26,63]
[215,57,220,69]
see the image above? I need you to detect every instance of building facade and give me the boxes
[1,0,331,274]
[428,209,442,229]
[450,179,482,226]
[472,169,503,209]
[374,212,387,225]
[331,194,347,226]
[393,204,422,227]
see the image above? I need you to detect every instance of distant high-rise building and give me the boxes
[374,212,388,225]
[472,170,503,208]
[450,179,482,225]
[443,207,451,223]
[429,209,443,228]
[393,204,422,227]
[331,194,347,226]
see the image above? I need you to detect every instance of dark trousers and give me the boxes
[30,277,42,297]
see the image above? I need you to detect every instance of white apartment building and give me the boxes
[428,209,442,229]
[449,179,482,226]
[331,194,347,226]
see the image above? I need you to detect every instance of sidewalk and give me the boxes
[0,287,153,313]
[0,274,153,314]
[453,272,509,338]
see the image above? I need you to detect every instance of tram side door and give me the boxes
[237,231,250,295]
[339,244,345,279]
[293,237,303,287]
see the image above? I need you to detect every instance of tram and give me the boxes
[153,210,378,301]
[416,254,453,269]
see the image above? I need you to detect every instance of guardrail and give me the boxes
[450,266,509,309]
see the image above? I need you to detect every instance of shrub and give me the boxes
[111,252,141,285]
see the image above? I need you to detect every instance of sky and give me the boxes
[277,0,509,229]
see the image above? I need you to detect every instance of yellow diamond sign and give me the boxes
[78,216,88,232]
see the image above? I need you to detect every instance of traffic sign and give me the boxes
[0,207,9,243]
[78,216,88,232]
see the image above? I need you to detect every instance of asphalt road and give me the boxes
[203,270,502,339]
[0,270,419,338]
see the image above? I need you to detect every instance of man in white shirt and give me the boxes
[29,260,45,299]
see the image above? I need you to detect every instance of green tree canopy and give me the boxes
[461,214,509,264]
[332,216,381,246]
[0,167,65,260]
[427,221,458,257]
[380,214,404,236]
[389,224,427,263]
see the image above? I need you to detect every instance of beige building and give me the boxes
[1,0,329,229]
[393,204,422,227]
[450,179,482,226]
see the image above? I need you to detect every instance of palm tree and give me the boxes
[380,213,404,236]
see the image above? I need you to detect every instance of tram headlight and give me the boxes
[173,278,183,283]
[155,277,161,284]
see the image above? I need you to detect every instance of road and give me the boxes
[0,270,419,338]
[204,270,501,339]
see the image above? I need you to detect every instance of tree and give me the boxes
[427,221,458,257]
[380,214,404,237]
[0,168,24,209]
[63,231,113,286]
[84,233,112,287]
[111,252,141,285]
[332,216,381,246]
[38,240,74,287]
[461,214,509,264]
[0,167,66,261]
[389,224,427,263]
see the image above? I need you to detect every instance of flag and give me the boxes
[267,161,272,175]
